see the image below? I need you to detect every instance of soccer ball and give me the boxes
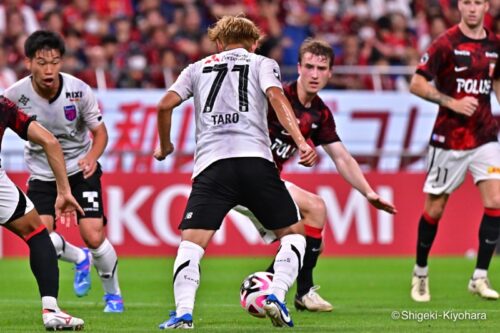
[240,271,273,318]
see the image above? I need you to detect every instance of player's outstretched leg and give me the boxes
[6,209,85,331]
[159,241,204,329]
[468,208,500,300]
[90,239,124,312]
[264,234,305,327]
[28,227,85,330]
[294,226,332,312]
[49,231,93,297]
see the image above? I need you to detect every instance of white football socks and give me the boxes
[271,234,306,302]
[473,268,488,279]
[49,232,86,264]
[414,264,428,276]
[173,240,205,317]
[41,296,59,311]
[90,238,121,295]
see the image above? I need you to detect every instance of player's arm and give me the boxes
[493,78,500,104]
[154,91,182,161]
[322,141,397,214]
[409,73,478,116]
[266,86,317,167]
[27,121,84,223]
[79,123,108,179]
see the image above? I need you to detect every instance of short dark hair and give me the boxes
[24,30,65,59]
[298,38,334,68]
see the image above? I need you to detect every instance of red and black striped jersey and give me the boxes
[267,81,341,171]
[416,25,499,150]
[0,95,34,153]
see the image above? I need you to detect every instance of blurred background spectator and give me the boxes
[0,48,17,90]
[0,0,497,90]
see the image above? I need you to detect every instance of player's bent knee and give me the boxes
[484,194,500,210]
[301,196,327,229]
[83,234,105,249]
[5,209,44,240]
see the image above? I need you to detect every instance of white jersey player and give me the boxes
[3,30,123,312]
[169,48,279,178]
[6,72,102,180]
[154,16,317,329]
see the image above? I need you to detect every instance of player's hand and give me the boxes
[54,191,85,227]
[298,142,317,167]
[78,156,97,179]
[366,192,397,214]
[154,143,175,161]
[450,96,478,117]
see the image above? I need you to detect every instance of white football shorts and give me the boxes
[423,142,500,195]
[0,169,35,225]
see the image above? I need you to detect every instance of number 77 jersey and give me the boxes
[168,48,283,178]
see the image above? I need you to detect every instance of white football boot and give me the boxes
[294,286,333,312]
[43,309,84,331]
[468,277,499,300]
[411,274,430,302]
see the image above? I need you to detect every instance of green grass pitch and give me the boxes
[0,257,499,332]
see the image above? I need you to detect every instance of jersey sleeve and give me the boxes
[2,86,16,102]
[258,57,283,93]
[416,34,449,81]
[80,84,104,130]
[168,64,194,101]
[1,96,35,140]
[311,103,341,146]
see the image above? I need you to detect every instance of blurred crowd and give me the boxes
[0,0,499,91]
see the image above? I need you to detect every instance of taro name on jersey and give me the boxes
[169,48,282,178]
[3,73,103,181]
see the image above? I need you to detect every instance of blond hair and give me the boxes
[208,15,261,50]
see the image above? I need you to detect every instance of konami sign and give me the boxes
[2,172,483,257]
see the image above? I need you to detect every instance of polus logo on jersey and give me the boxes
[63,105,77,121]
[456,78,491,95]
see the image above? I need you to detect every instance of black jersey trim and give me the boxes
[20,116,37,141]
[416,69,433,81]
[49,74,64,104]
